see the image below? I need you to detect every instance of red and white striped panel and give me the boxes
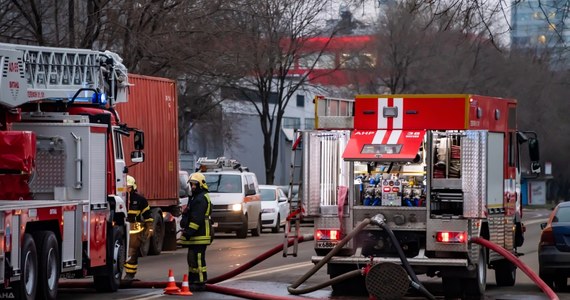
[343,129,425,161]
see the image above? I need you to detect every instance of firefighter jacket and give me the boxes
[178,188,212,246]
[126,190,153,224]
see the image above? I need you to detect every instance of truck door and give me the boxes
[112,128,127,199]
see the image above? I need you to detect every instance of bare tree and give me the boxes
[205,0,345,184]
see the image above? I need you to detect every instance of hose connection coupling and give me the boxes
[370,214,386,227]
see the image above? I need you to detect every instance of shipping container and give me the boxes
[115,74,181,254]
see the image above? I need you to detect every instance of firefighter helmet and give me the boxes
[126,175,137,190]
[188,172,208,190]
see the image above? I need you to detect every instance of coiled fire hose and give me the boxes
[287,214,436,300]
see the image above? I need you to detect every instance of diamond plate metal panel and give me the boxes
[462,131,487,218]
[31,149,66,193]
[317,116,354,129]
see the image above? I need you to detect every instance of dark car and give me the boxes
[539,201,570,291]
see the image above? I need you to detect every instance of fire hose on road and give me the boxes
[59,215,558,300]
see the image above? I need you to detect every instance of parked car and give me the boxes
[260,185,290,233]
[278,184,313,224]
[539,201,570,291]
[203,170,262,238]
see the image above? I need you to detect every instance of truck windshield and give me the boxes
[204,174,242,193]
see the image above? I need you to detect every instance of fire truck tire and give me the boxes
[162,221,178,251]
[329,265,367,295]
[237,215,248,239]
[442,277,462,299]
[148,209,164,256]
[139,233,150,257]
[464,247,487,297]
[94,226,125,292]
[251,214,261,237]
[17,233,38,300]
[494,259,516,286]
[33,231,60,300]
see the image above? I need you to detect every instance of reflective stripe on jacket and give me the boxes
[178,190,212,246]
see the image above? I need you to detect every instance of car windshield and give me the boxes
[279,185,299,198]
[204,174,242,193]
[554,206,570,222]
[260,189,276,201]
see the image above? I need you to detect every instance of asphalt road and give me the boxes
[56,207,566,300]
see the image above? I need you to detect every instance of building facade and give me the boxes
[511,0,570,65]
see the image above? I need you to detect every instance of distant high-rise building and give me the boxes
[511,0,570,65]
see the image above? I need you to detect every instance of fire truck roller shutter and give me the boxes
[342,130,425,161]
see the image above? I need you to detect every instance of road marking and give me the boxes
[524,218,548,225]
[223,261,314,283]
[120,291,164,300]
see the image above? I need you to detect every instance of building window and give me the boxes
[298,53,335,69]
[283,117,301,129]
[296,95,305,107]
[305,118,315,129]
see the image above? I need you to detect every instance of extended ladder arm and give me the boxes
[0,43,129,108]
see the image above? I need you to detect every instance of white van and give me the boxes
[203,170,262,238]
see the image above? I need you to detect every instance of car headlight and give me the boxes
[231,203,242,211]
[262,208,276,213]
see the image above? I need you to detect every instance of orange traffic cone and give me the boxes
[176,274,193,296]
[163,269,180,295]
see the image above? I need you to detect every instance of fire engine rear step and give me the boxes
[283,131,303,257]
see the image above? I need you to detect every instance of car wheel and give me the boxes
[539,270,554,288]
[554,277,568,292]
[236,215,248,239]
[251,214,261,236]
[272,214,280,233]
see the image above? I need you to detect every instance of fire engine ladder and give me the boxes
[283,130,304,257]
[0,42,129,108]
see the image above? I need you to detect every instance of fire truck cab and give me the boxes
[0,43,143,299]
[300,94,540,298]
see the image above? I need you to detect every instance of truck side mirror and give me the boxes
[134,130,144,150]
[131,150,145,163]
[528,138,540,175]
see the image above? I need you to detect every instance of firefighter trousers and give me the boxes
[187,244,208,284]
[125,230,145,275]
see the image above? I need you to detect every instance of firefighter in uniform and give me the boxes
[123,175,153,280]
[178,172,213,291]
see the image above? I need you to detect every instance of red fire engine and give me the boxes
[294,94,540,298]
[0,43,143,299]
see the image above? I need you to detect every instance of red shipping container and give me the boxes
[115,74,179,207]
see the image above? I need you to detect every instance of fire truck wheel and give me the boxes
[329,265,367,295]
[442,276,462,299]
[464,246,487,297]
[251,214,261,237]
[148,209,164,256]
[33,231,60,300]
[94,226,125,292]
[494,259,516,286]
[17,233,38,300]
